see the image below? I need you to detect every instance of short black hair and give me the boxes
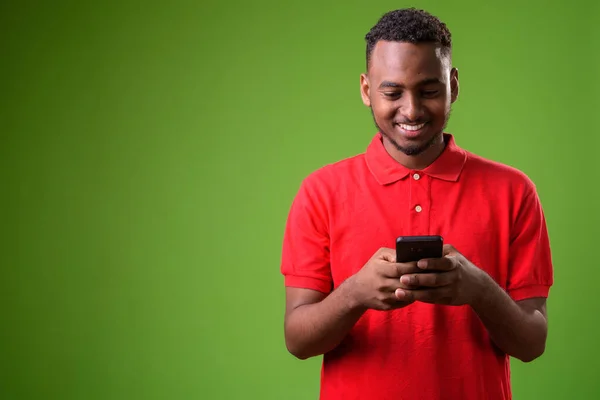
[365,8,452,69]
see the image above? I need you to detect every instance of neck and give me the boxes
[383,134,446,170]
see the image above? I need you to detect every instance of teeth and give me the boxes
[399,123,426,131]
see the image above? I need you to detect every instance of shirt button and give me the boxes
[415,205,423,213]
[413,173,421,180]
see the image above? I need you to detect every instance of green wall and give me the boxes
[2,0,598,398]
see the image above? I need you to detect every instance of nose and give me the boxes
[400,93,425,122]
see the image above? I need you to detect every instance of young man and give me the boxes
[280,8,553,400]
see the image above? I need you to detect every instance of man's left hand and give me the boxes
[395,244,488,306]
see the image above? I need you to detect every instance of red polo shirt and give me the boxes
[280,133,553,400]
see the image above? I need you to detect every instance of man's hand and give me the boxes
[284,246,421,359]
[394,244,487,306]
[346,247,421,311]
[393,243,549,362]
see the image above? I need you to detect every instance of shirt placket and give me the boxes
[409,171,431,235]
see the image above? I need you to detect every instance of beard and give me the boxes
[370,108,452,156]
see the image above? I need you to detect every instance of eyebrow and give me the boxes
[379,78,443,89]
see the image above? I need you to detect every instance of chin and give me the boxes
[383,128,440,156]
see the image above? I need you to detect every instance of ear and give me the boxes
[360,73,371,107]
[450,67,459,103]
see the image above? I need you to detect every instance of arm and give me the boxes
[471,274,548,362]
[281,179,417,359]
[281,175,362,360]
[397,182,553,362]
[284,283,366,360]
[396,245,550,363]
[284,248,418,360]
[472,183,552,362]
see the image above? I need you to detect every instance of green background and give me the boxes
[1,0,598,399]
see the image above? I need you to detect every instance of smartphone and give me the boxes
[396,235,444,263]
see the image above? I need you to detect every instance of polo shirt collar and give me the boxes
[365,132,467,185]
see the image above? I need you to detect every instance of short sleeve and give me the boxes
[280,175,332,294]
[507,185,554,301]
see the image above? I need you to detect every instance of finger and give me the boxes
[382,277,411,291]
[400,271,456,288]
[395,286,453,304]
[443,244,459,256]
[417,256,455,271]
[380,293,415,310]
[381,261,419,278]
[376,247,397,262]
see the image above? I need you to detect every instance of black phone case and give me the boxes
[396,235,444,263]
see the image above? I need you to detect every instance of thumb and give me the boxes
[376,247,397,262]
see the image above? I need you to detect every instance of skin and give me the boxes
[397,245,548,362]
[284,40,548,363]
[360,40,457,169]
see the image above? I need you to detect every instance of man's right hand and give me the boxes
[346,247,420,311]
[284,247,421,359]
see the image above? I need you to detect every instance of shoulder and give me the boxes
[462,150,537,198]
[285,153,365,224]
[297,153,366,196]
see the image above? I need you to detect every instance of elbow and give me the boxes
[284,318,319,360]
[515,341,546,363]
[517,352,543,363]
[285,336,313,360]
[285,342,310,360]
[514,322,548,363]
[289,350,311,360]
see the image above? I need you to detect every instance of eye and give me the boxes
[421,90,440,98]
[383,92,401,99]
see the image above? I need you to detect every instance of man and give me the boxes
[280,8,553,400]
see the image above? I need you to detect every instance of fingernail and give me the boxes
[395,289,406,299]
[418,260,427,269]
[400,276,410,285]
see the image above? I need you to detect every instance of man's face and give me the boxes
[360,41,458,156]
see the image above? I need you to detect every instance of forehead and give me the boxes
[369,41,449,83]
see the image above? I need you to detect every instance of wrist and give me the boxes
[469,268,496,310]
[338,276,367,314]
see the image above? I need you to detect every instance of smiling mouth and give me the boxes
[397,122,427,131]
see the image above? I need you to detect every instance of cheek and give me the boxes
[426,100,450,119]
[372,101,398,121]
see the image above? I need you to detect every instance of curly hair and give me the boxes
[365,8,452,69]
